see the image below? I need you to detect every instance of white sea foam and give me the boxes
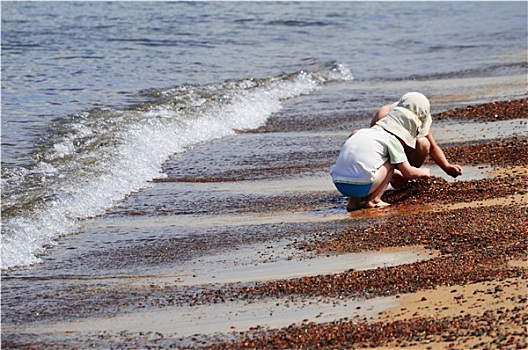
[1,67,353,270]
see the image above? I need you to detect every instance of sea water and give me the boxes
[1,2,526,269]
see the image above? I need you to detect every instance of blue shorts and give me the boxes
[334,182,373,198]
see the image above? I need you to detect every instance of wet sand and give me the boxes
[2,98,527,349]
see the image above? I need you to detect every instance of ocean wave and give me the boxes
[1,63,353,270]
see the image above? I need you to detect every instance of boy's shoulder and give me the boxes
[350,126,391,144]
[367,125,391,138]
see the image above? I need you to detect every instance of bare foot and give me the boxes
[364,200,391,209]
[346,197,362,212]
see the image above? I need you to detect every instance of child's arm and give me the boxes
[370,103,394,127]
[396,161,431,180]
[426,133,463,178]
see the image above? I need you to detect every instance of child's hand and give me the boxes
[397,162,431,180]
[445,164,463,178]
[420,168,432,178]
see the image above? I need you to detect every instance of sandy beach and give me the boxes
[2,98,527,349]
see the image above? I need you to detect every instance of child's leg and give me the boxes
[390,169,407,189]
[365,161,394,208]
[346,197,362,212]
[391,137,431,189]
[334,183,369,212]
[406,137,430,168]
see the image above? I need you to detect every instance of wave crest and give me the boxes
[1,62,353,270]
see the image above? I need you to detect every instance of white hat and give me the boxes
[397,92,432,138]
[376,107,422,148]
[376,92,432,148]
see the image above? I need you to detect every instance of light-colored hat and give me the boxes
[376,108,421,148]
[397,92,432,138]
[376,92,432,149]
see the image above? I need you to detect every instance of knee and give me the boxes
[415,137,430,156]
[406,137,430,167]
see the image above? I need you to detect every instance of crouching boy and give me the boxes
[331,97,431,211]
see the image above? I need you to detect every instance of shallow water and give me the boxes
[150,245,437,286]
[8,245,436,339]
[10,293,400,340]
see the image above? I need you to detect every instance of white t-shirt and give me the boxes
[330,126,407,184]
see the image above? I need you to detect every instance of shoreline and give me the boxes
[2,98,527,349]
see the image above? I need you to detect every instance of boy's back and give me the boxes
[331,126,393,184]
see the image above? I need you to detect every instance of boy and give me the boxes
[331,94,431,211]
